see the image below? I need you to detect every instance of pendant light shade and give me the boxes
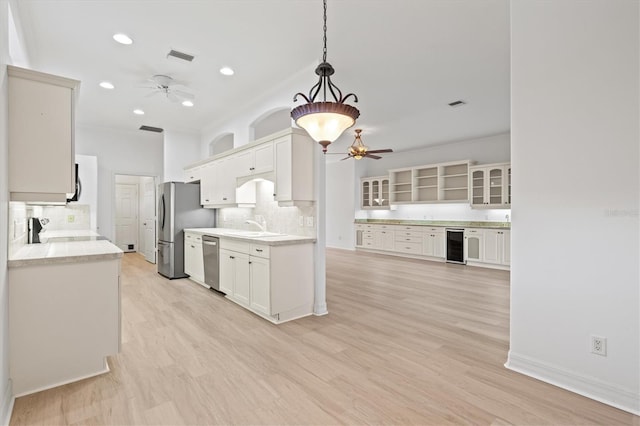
[292,102,359,146]
[292,0,360,153]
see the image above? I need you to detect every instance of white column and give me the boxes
[313,144,328,315]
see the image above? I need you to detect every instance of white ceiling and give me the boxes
[14,0,510,153]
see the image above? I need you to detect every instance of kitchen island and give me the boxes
[184,228,316,324]
[8,233,122,396]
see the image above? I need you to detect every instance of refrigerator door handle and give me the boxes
[161,194,166,231]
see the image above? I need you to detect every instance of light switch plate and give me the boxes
[298,216,304,226]
[305,216,314,227]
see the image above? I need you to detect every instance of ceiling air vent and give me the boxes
[167,49,195,62]
[139,125,164,133]
[448,100,466,107]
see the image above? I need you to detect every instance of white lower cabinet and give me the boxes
[423,228,445,258]
[249,256,270,315]
[219,248,250,305]
[464,228,484,262]
[355,223,509,270]
[218,238,314,323]
[184,232,205,284]
[483,229,510,266]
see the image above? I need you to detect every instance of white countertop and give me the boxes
[38,229,101,242]
[184,228,316,245]
[9,230,123,267]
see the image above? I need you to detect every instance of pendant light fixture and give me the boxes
[291,0,360,153]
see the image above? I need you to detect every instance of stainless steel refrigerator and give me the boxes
[157,182,215,279]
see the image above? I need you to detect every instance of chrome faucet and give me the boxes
[245,219,266,232]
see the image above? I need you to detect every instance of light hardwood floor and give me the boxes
[10,249,638,425]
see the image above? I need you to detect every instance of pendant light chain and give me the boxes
[322,0,328,63]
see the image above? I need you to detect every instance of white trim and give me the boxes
[1,380,15,426]
[505,351,640,416]
[12,359,110,398]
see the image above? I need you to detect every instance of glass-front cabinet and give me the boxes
[360,176,391,209]
[468,163,511,208]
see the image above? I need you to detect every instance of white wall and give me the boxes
[362,132,510,176]
[163,129,201,183]
[326,159,356,249]
[75,125,163,242]
[0,1,10,421]
[508,0,639,414]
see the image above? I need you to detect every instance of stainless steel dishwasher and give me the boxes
[202,235,221,292]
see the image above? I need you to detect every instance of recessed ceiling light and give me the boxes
[113,33,133,45]
[99,81,115,89]
[133,109,145,115]
[219,67,234,76]
[182,100,194,107]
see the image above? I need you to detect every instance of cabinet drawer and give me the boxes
[395,235,422,243]
[250,244,270,258]
[425,227,444,233]
[220,239,249,253]
[355,223,366,231]
[393,242,423,255]
[396,225,421,232]
[395,230,423,238]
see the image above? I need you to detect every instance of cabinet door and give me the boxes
[249,257,270,315]
[191,243,204,282]
[379,229,395,250]
[184,240,195,276]
[465,229,484,261]
[253,142,274,174]
[483,230,502,264]
[361,180,371,208]
[488,168,504,205]
[503,230,511,265]
[217,156,237,205]
[234,150,253,176]
[433,232,445,258]
[470,169,485,206]
[274,137,293,201]
[380,179,390,207]
[9,75,75,197]
[234,253,251,306]
[200,163,217,205]
[219,249,235,295]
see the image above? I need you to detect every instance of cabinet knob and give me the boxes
[255,248,263,252]
[230,256,235,259]
[222,197,227,201]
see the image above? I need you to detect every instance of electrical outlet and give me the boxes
[591,335,607,356]
[298,216,304,227]
[305,216,314,227]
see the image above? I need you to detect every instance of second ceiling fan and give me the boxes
[336,129,393,160]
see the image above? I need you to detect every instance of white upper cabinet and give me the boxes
[186,128,314,208]
[361,176,391,209]
[388,160,471,205]
[274,130,314,206]
[469,163,511,208]
[8,66,80,203]
[235,142,274,177]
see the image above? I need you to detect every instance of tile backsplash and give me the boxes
[8,202,92,257]
[217,180,316,237]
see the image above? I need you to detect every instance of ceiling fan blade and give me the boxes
[366,149,393,154]
[172,89,195,100]
[340,155,352,161]
[144,90,161,98]
[365,154,382,160]
[167,92,181,103]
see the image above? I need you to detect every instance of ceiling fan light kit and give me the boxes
[291,0,360,153]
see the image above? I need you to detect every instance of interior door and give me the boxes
[115,183,138,252]
[141,178,156,263]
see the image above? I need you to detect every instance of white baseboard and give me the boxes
[1,379,15,426]
[505,351,640,415]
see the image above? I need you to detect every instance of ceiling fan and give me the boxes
[143,74,194,103]
[333,129,393,160]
